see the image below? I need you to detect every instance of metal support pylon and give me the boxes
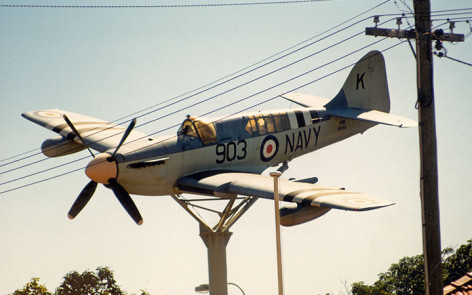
[171,194,257,295]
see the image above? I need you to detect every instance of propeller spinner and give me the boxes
[64,115,143,225]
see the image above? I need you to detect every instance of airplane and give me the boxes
[22,50,416,227]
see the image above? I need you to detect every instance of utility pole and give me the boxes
[365,1,464,294]
[413,1,442,294]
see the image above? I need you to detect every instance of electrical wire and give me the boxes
[0,167,84,195]
[1,10,395,172]
[3,15,398,177]
[0,1,392,168]
[1,8,424,194]
[0,156,88,187]
[0,32,400,194]
[1,17,404,187]
[0,1,329,9]
[438,53,472,67]
[114,0,392,124]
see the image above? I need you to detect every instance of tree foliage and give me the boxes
[351,255,424,295]
[351,239,472,295]
[443,239,472,285]
[55,267,124,295]
[10,267,149,295]
[12,278,51,295]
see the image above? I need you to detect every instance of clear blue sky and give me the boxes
[1,1,471,294]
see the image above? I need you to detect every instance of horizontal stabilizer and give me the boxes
[327,107,417,128]
[280,92,416,128]
[280,92,329,108]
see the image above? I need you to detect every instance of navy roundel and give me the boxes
[260,135,279,162]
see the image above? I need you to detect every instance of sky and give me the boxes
[1,0,471,294]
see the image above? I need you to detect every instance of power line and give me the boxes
[1,7,414,193]
[0,0,329,9]
[0,2,391,167]
[0,167,84,195]
[1,4,392,169]
[435,51,472,67]
[1,15,406,186]
[110,0,392,126]
[0,41,369,187]
[2,15,398,178]
[1,34,398,194]
[0,156,88,187]
[444,55,472,67]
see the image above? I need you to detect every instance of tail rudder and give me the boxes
[280,51,416,128]
[325,50,390,113]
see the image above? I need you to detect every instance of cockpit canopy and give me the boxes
[178,111,305,146]
[177,116,217,145]
[244,112,291,136]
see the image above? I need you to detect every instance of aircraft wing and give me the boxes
[177,172,394,211]
[22,109,149,153]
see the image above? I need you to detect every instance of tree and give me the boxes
[443,239,472,285]
[351,255,424,295]
[11,267,149,295]
[55,267,125,295]
[351,238,472,295]
[11,278,51,295]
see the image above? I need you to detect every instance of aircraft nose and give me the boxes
[85,153,118,185]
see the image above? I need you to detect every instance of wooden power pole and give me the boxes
[366,1,464,294]
[413,1,443,294]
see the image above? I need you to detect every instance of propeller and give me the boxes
[108,178,143,225]
[111,118,136,159]
[63,114,95,158]
[64,115,143,225]
[67,180,97,219]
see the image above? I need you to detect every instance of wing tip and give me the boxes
[398,119,418,128]
[354,201,396,211]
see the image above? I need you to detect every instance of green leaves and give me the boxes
[351,238,472,295]
[443,239,472,285]
[11,267,148,295]
[12,278,51,295]
[55,267,124,295]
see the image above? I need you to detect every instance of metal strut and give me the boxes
[171,194,257,295]
[171,194,257,233]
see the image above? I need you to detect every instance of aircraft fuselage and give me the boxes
[117,107,374,196]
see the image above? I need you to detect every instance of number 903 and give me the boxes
[215,140,247,164]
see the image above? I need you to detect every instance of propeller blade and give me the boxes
[108,178,143,225]
[63,114,95,158]
[68,180,98,219]
[111,118,137,159]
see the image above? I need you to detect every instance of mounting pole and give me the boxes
[270,171,284,295]
[200,224,232,295]
[171,194,256,295]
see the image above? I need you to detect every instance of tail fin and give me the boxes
[325,50,390,113]
[280,51,416,128]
